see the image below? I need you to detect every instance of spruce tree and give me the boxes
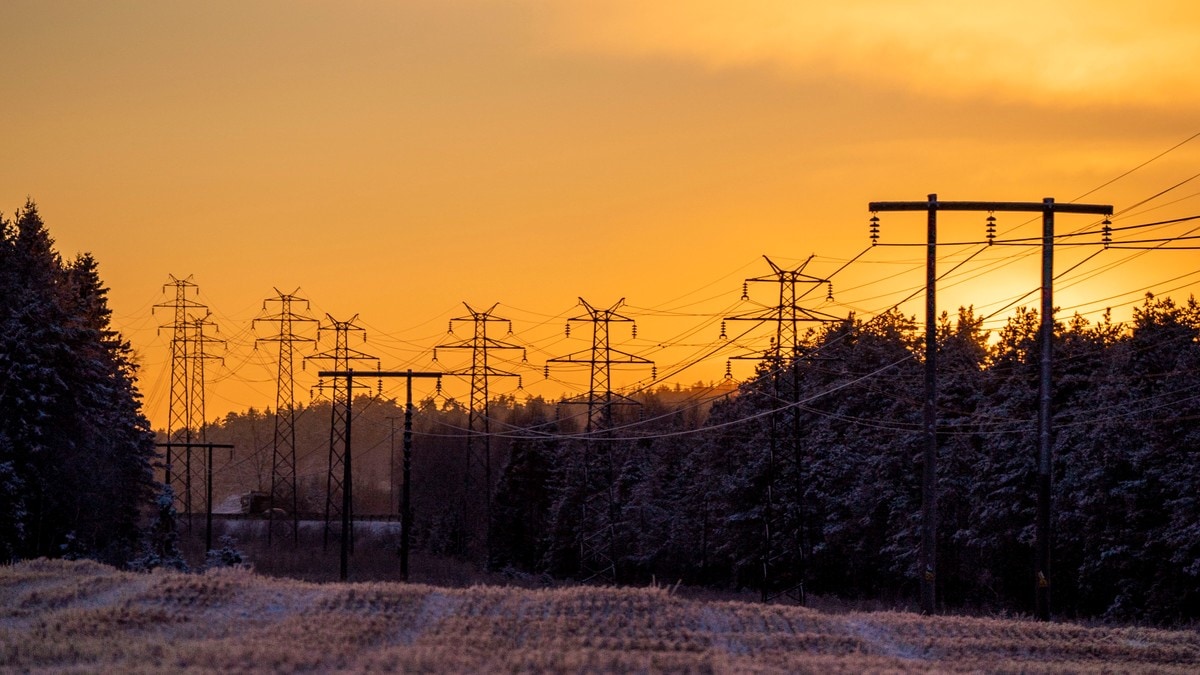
[0,200,156,564]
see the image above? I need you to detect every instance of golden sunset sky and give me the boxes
[3,1,1199,430]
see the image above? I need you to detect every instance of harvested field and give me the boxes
[1,559,1197,673]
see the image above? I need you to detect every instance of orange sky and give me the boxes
[3,1,1199,430]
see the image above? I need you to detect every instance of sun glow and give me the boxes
[1,1,1198,428]
[535,0,1200,104]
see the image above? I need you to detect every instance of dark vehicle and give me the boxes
[239,491,273,516]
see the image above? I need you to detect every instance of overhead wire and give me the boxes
[135,132,1200,451]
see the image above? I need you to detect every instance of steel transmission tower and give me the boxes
[306,315,377,551]
[726,255,840,605]
[153,275,210,527]
[184,311,223,530]
[547,298,655,584]
[434,302,525,558]
[254,289,318,546]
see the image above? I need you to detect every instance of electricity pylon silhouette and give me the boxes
[306,315,377,551]
[434,302,525,558]
[254,289,318,546]
[726,255,840,605]
[153,275,208,527]
[547,298,655,584]
[184,311,223,532]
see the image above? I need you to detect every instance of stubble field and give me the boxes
[1,559,1197,673]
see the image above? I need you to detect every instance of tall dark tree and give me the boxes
[932,307,989,607]
[0,201,156,564]
[489,433,556,571]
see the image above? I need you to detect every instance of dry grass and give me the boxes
[1,559,1198,673]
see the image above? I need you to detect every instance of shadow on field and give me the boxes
[176,518,551,588]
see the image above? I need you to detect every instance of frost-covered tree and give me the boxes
[129,485,188,572]
[1053,296,1200,621]
[799,310,923,598]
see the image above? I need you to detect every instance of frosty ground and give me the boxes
[2,559,1198,672]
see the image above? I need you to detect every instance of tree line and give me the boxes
[2,201,1196,623]
[490,301,1199,624]
[209,299,1200,622]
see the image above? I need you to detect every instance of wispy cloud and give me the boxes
[529,0,1200,105]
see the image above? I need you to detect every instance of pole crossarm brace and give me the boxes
[869,200,1113,215]
[547,349,652,366]
[319,371,444,379]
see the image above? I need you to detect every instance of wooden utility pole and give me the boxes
[868,196,1111,619]
[318,369,441,581]
[922,198,938,616]
[155,442,234,553]
[385,416,400,521]
[402,375,416,582]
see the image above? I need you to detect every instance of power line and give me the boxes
[1072,130,1200,201]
